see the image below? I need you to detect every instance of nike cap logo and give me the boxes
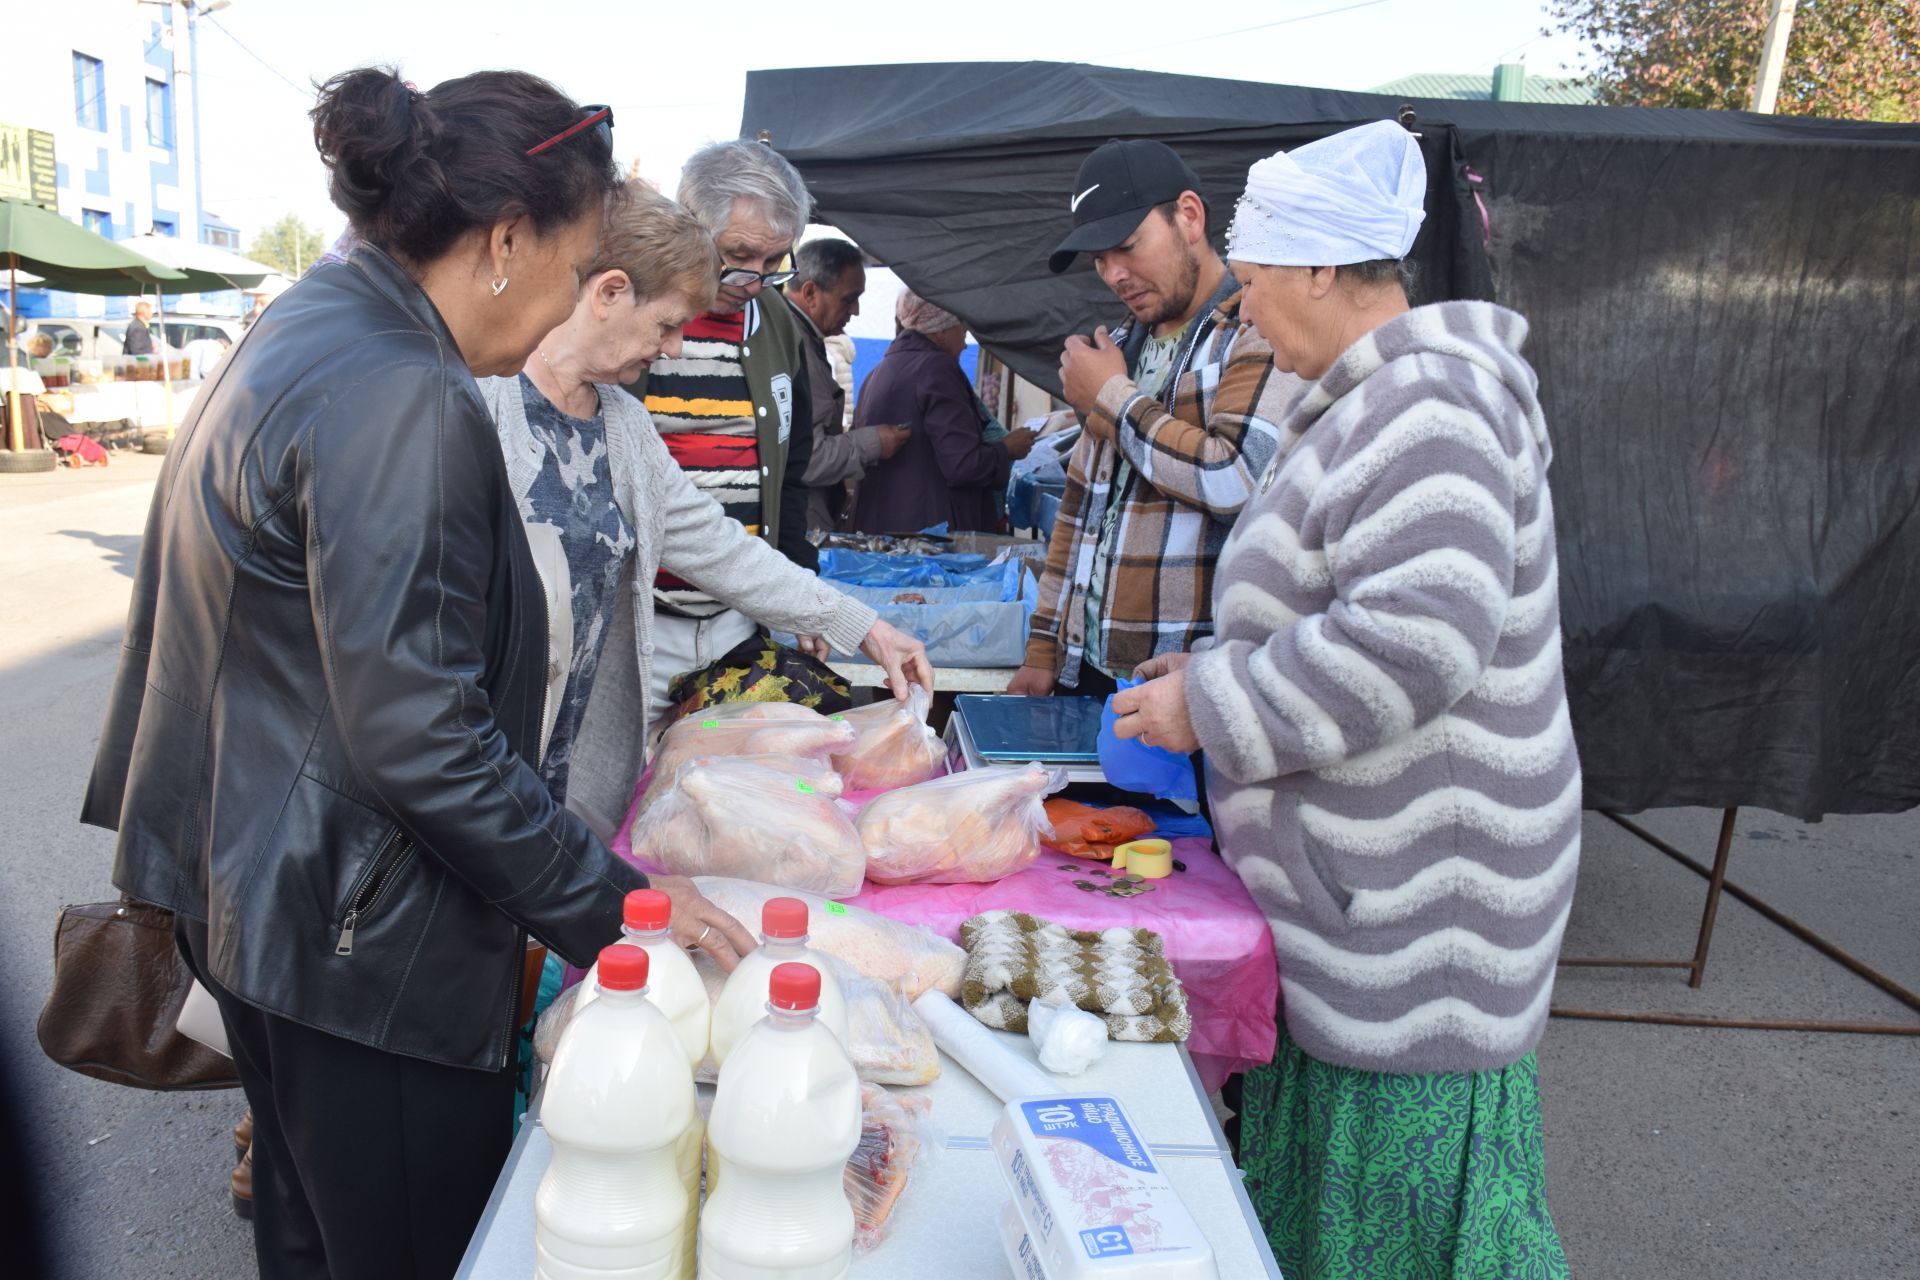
[1070,183,1101,213]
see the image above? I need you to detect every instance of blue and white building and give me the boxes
[0,0,244,320]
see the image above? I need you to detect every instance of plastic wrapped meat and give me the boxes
[639,704,858,817]
[1042,799,1156,861]
[689,951,940,1087]
[847,1084,936,1251]
[629,756,866,898]
[692,876,964,999]
[831,685,946,791]
[858,764,1066,885]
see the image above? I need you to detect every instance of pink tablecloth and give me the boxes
[609,771,1278,1092]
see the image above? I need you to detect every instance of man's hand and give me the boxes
[859,619,934,699]
[648,875,758,972]
[1131,652,1194,681]
[1059,325,1127,419]
[1111,671,1200,755]
[875,423,911,460]
[1005,664,1057,697]
[1001,427,1038,462]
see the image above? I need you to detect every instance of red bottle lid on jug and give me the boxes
[768,962,821,1012]
[597,944,650,991]
[624,889,672,932]
[762,897,809,939]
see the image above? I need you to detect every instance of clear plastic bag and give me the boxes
[629,756,866,898]
[857,764,1067,885]
[847,1084,938,1253]
[831,685,947,791]
[640,703,859,817]
[691,876,964,999]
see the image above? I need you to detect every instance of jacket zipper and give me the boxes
[334,829,416,955]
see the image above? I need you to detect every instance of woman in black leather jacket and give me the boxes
[81,67,749,1280]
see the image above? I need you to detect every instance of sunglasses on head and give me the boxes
[719,266,796,289]
[525,105,614,157]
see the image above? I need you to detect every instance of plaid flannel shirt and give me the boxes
[1026,287,1304,685]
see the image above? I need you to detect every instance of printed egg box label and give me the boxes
[992,1096,1216,1278]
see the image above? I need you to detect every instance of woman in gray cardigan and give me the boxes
[479,182,932,855]
[1115,124,1575,1278]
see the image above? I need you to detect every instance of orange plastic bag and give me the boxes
[1042,799,1155,861]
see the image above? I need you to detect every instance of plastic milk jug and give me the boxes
[578,889,712,1066]
[699,962,863,1280]
[536,945,696,1280]
[708,898,848,1068]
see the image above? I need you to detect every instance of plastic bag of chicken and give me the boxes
[857,763,1068,885]
[831,684,946,791]
[629,755,867,898]
[691,876,965,999]
[638,703,859,818]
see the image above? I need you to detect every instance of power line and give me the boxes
[204,15,309,99]
[1164,0,1401,48]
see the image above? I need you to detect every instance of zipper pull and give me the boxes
[335,910,359,956]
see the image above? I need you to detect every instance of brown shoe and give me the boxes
[232,1108,253,1163]
[230,1144,254,1220]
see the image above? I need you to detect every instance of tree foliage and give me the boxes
[1548,0,1919,121]
[246,214,327,278]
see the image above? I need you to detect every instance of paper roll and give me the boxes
[913,991,1060,1102]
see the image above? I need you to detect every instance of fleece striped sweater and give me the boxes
[1188,302,1579,1075]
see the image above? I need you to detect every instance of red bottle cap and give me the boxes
[768,962,821,1012]
[762,897,809,939]
[596,944,649,991]
[623,889,672,932]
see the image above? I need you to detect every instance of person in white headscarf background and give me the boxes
[1114,120,1577,1277]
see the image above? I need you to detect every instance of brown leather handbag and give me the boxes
[36,896,240,1091]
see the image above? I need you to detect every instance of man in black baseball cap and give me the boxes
[1008,139,1297,702]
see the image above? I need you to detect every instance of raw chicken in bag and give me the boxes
[830,684,946,791]
[638,703,858,817]
[858,764,1066,885]
[629,756,867,898]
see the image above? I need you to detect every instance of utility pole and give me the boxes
[1749,0,1798,114]
[184,2,232,244]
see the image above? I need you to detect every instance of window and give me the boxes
[152,219,176,237]
[73,54,105,130]
[202,227,240,250]
[82,208,112,238]
[146,78,174,149]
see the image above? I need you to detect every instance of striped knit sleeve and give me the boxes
[1187,368,1519,786]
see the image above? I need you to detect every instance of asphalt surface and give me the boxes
[2,456,1914,1278]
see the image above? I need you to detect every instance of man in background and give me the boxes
[122,300,156,356]
[1007,139,1298,700]
[786,237,908,530]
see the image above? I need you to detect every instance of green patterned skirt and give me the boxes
[1240,1027,1570,1280]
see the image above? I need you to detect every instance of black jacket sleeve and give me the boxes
[779,350,819,571]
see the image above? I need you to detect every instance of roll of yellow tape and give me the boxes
[1111,838,1174,879]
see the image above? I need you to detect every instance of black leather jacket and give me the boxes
[82,245,644,1071]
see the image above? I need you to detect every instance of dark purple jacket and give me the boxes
[850,331,1010,534]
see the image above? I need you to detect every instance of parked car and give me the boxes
[20,316,134,362]
[160,317,244,349]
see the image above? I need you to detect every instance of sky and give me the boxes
[186,0,1589,247]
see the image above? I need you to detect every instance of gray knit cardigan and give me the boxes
[1187,302,1580,1075]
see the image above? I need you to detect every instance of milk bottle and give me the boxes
[578,888,711,1066]
[536,945,695,1280]
[708,898,848,1068]
[699,962,862,1280]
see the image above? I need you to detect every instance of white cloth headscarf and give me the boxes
[896,289,963,337]
[1227,120,1427,267]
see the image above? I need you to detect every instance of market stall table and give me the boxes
[827,659,1015,693]
[452,1033,1283,1279]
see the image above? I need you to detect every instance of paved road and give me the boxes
[2,458,1914,1278]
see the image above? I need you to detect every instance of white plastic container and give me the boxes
[708,897,848,1068]
[578,888,712,1067]
[992,1095,1217,1279]
[699,961,863,1280]
[997,1199,1051,1280]
[536,945,697,1280]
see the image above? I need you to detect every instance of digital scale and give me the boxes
[944,695,1109,786]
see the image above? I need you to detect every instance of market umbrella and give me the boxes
[0,197,186,452]
[117,233,274,294]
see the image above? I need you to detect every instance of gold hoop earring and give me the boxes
[491,276,509,297]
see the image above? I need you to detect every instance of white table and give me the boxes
[454,1036,1281,1279]
[829,660,1017,694]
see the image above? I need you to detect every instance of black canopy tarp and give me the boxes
[745,62,1920,820]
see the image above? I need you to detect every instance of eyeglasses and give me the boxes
[719,266,796,289]
[525,105,614,157]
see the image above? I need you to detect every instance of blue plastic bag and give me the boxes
[1097,676,1199,802]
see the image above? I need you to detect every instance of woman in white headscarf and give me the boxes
[1114,121,1576,1277]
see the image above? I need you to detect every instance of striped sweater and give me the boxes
[644,310,760,616]
[1187,302,1579,1075]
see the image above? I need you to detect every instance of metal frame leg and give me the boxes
[1552,806,1920,1035]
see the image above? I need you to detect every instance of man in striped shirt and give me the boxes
[624,141,821,718]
